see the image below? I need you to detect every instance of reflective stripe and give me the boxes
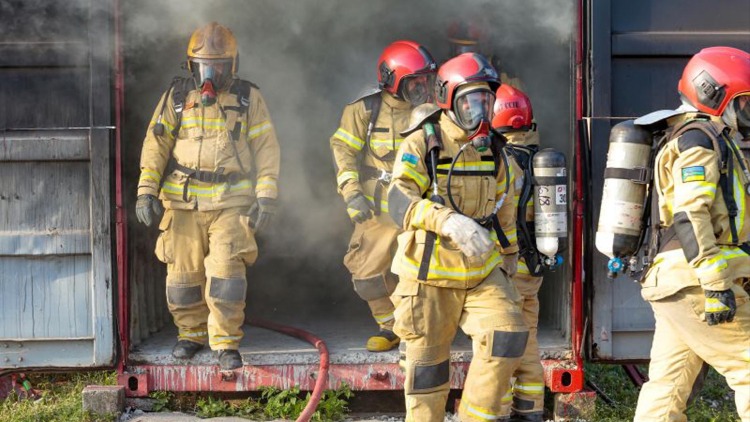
[402,166,429,192]
[695,255,728,276]
[412,200,431,229]
[436,161,496,172]
[139,169,162,183]
[503,228,517,244]
[705,298,730,312]
[373,312,395,323]
[334,128,364,150]
[464,402,505,421]
[743,348,750,363]
[681,181,717,199]
[347,207,361,218]
[248,121,272,139]
[400,249,503,281]
[517,260,530,275]
[370,138,403,150]
[501,390,513,403]
[364,194,389,214]
[179,330,207,340]
[255,176,277,190]
[657,246,749,264]
[150,119,176,137]
[162,180,253,197]
[513,382,545,395]
[733,168,745,235]
[337,171,359,186]
[210,335,243,346]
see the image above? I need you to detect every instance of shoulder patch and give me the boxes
[677,129,713,153]
[401,152,419,167]
[681,166,706,182]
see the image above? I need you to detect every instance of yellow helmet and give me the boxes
[186,22,238,88]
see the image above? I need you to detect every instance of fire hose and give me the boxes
[246,318,330,422]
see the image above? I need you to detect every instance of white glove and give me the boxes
[441,214,494,257]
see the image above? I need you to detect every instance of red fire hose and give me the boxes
[246,318,330,422]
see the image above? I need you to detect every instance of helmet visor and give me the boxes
[400,74,435,106]
[454,89,495,130]
[190,59,232,88]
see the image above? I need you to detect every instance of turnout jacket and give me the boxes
[138,78,280,211]
[330,91,412,215]
[388,112,519,289]
[643,115,750,301]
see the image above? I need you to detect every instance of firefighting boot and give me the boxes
[172,340,204,359]
[366,329,400,352]
[510,411,544,422]
[217,350,243,370]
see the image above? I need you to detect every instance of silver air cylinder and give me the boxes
[595,120,652,262]
[532,149,567,261]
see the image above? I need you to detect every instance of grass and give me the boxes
[586,363,739,421]
[0,371,118,422]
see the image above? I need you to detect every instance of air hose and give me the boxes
[246,318,330,422]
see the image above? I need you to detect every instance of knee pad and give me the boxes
[166,272,205,307]
[208,276,247,303]
[404,343,451,394]
[352,273,398,301]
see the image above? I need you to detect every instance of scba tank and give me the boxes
[595,120,652,276]
[532,148,567,267]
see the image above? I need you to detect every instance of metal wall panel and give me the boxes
[588,0,750,361]
[0,0,115,370]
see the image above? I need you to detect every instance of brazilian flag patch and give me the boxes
[401,152,419,167]
[681,166,706,182]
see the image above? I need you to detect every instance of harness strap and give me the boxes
[418,232,437,281]
[360,165,391,216]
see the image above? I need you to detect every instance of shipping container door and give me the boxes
[588,0,750,361]
[0,1,115,369]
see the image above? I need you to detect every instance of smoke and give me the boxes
[121,0,576,318]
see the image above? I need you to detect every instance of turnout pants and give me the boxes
[344,213,400,330]
[634,284,750,422]
[391,268,528,422]
[510,273,545,418]
[155,207,258,350]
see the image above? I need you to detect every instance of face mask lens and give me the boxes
[455,90,494,130]
[191,60,230,88]
[402,74,434,106]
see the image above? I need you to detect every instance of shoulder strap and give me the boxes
[169,76,193,138]
[363,94,382,155]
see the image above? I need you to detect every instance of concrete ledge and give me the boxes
[82,385,125,416]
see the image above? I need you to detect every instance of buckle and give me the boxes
[377,169,392,184]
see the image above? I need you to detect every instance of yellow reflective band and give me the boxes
[334,128,364,151]
[402,166,429,192]
[139,169,161,184]
[210,336,243,346]
[514,382,545,395]
[347,207,361,218]
[370,138,403,150]
[436,161,496,172]
[400,250,502,281]
[517,259,530,275]
[150,118,177,137]
[500,390,513,403]
[705,298,730,312]
[374,312,394,323]
[743,348,750,363]
[179,331,207,339]
[249,121,272,139]
[337,171,359,187]
[733,168,745,235]
[503,228,517,244]
[464,401,504,421]
[162,180,253,197]
[412,200,431,229]
[722,246,750,261]
[695,255,728,275]
[681,181,717,199]
[255,176,277,190]
[364,195,389,214]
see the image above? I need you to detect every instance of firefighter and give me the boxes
[388,52,528,422]
[135,22,280,370]
[493,85,545,422]
[632,46,750,421]
[330,40,437,352]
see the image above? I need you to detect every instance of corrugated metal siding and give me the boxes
[588,0,750,361]
[0,0,115,369]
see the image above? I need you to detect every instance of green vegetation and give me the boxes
[0,371,117,422]
[587,363,739,421]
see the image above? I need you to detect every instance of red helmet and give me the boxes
[435,52,500,111]
[377,40,436,102]
[492,85,534,132]
[678,46,750,116]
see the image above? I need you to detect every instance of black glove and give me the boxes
[346,193,374,224]
[135,194,163,227]
[704,289,736,326]
[248,197,277,233]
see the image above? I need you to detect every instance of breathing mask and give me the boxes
[400,74,435,106]
[189,58,232,106]
[724,94,750,139]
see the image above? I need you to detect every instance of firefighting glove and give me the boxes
[346,193,374,224]
[135,194,163,227]
[704,289,737,326]
[441,213,494,257]
[248,197,277,233]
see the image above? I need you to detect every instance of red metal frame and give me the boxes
[114,1,588,396]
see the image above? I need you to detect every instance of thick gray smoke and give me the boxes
[122,0,575,319]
